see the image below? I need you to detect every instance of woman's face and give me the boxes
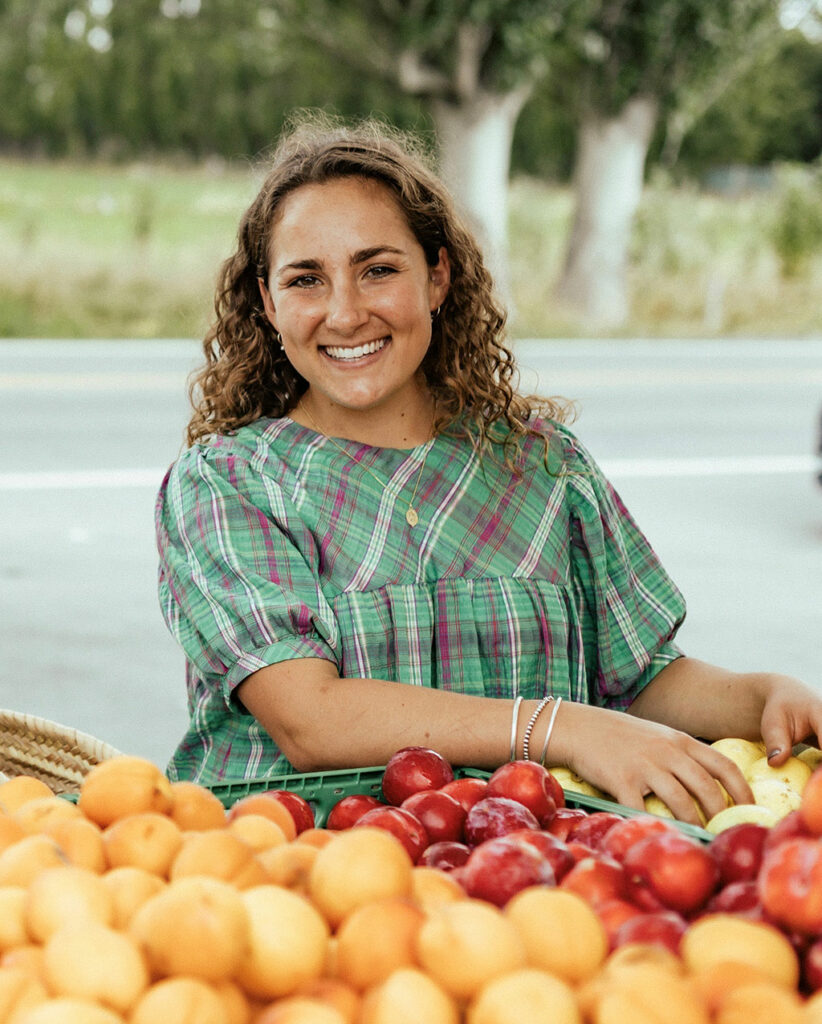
[259,176,450,438]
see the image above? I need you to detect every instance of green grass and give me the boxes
[1,156,820,338]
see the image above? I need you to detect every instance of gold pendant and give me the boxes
[405,507,419,527]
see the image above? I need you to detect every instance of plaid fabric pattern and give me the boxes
[156,418,685,784]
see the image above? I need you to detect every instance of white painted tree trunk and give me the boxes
[557,95,658,328]
[432,88,529,301]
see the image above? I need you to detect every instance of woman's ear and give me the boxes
[429,247,451,310]
[257,277,278,330]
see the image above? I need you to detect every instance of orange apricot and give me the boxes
[13,797,82,835]
[0,965,49,1022]
[170,828,269,888]
[226,793,297,841]
[415,899,526,1002]
[308,828,412,928]
[42,817,106,873]
[235,885,330,1001]
[0,834,66,887]
[0,776,54,814]
[129,875,249,982]
[101,812,182,876]
[129,976,228,1024]
[101,866,165,930]
[78,755,173,827]
[0,886,28,951]
[256,843,318,893]
[25,865,113,943]
[335,898,425,991]
[168,779,227,831]
[42,921,149,1013]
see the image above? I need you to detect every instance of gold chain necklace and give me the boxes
[299,403,433,528]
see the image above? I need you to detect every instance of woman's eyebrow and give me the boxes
[275,246,406,278]
[275,258,322,278]
[351,245,405,264]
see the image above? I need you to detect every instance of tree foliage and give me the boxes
[268,0,572,102]
[674,30,822,170]
[0,0,818,174]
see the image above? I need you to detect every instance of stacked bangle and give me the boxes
[521,695,553,761]
[509,695,523,761]
[538,696,563,765]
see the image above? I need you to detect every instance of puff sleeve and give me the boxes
[563,430,686,709]
[155,443,339,708]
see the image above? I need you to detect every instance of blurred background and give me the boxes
[1,0,821,767]
[1,0,821,339]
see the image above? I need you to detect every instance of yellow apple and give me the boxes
[745,755,812,794]
[546,768,608,800]
[710,738,766,775]
[705,803,780,835]
[749,778,802,820]
[643,795,674,819]
[644,794,707,826]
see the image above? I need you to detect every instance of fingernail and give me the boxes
[767,748,782,761]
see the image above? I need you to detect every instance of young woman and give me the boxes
[156,116,821,825]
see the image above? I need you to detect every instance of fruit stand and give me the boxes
[2,719,822,1023]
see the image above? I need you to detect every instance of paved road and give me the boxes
[2,338,821,769]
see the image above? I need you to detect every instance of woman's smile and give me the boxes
[322,336,390,362]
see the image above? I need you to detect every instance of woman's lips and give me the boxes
[322,336,389,361]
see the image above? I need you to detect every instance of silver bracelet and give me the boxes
[538,696,563,765]
[522,695,553,761]
[509,695,523,761]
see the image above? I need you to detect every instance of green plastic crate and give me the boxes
[209,764,712,841]
[210,765,386,827]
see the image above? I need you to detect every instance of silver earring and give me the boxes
[431,306,441,320]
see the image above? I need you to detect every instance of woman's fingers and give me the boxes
[690,743,753,808]
[564,705,764,825]
[614,749,737,827]
[612,777,705,827]
[760,676,822,764]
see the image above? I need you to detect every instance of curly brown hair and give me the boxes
[186,112,571,462]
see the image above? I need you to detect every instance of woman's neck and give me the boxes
[292,389,437,450]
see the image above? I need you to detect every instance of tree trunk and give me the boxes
[556,95,658,328]
[431,86,530,301]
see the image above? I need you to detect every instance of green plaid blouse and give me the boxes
[155,417,685,784]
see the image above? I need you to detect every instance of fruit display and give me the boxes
[4,747,822,1022]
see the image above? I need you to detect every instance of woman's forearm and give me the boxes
[626,656,774,741]
[237,658,553,772]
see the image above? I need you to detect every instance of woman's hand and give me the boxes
[571,656,822,825]
[757,673,822,764]
[548,701,753,826]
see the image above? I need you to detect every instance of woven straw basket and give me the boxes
[0,709,122,795]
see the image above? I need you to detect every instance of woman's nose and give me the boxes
[325,283,368,333]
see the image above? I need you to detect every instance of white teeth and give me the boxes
[324,337,388,360]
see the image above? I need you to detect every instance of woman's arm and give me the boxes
[627,656,822,762]
[237,655,768,826]
[237,657,524,772]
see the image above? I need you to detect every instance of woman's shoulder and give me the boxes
[163,417,296,490]
[181,417,294,462]
[522,415,590,469]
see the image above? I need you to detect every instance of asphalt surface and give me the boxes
[2,337,821,768]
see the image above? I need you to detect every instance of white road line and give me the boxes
[0,454,818,491]
[601,454,818,478]
[0,468,167,491]
[0,372,185,391]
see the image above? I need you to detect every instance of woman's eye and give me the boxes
[365,264,397,279]
[288,274,320,288]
